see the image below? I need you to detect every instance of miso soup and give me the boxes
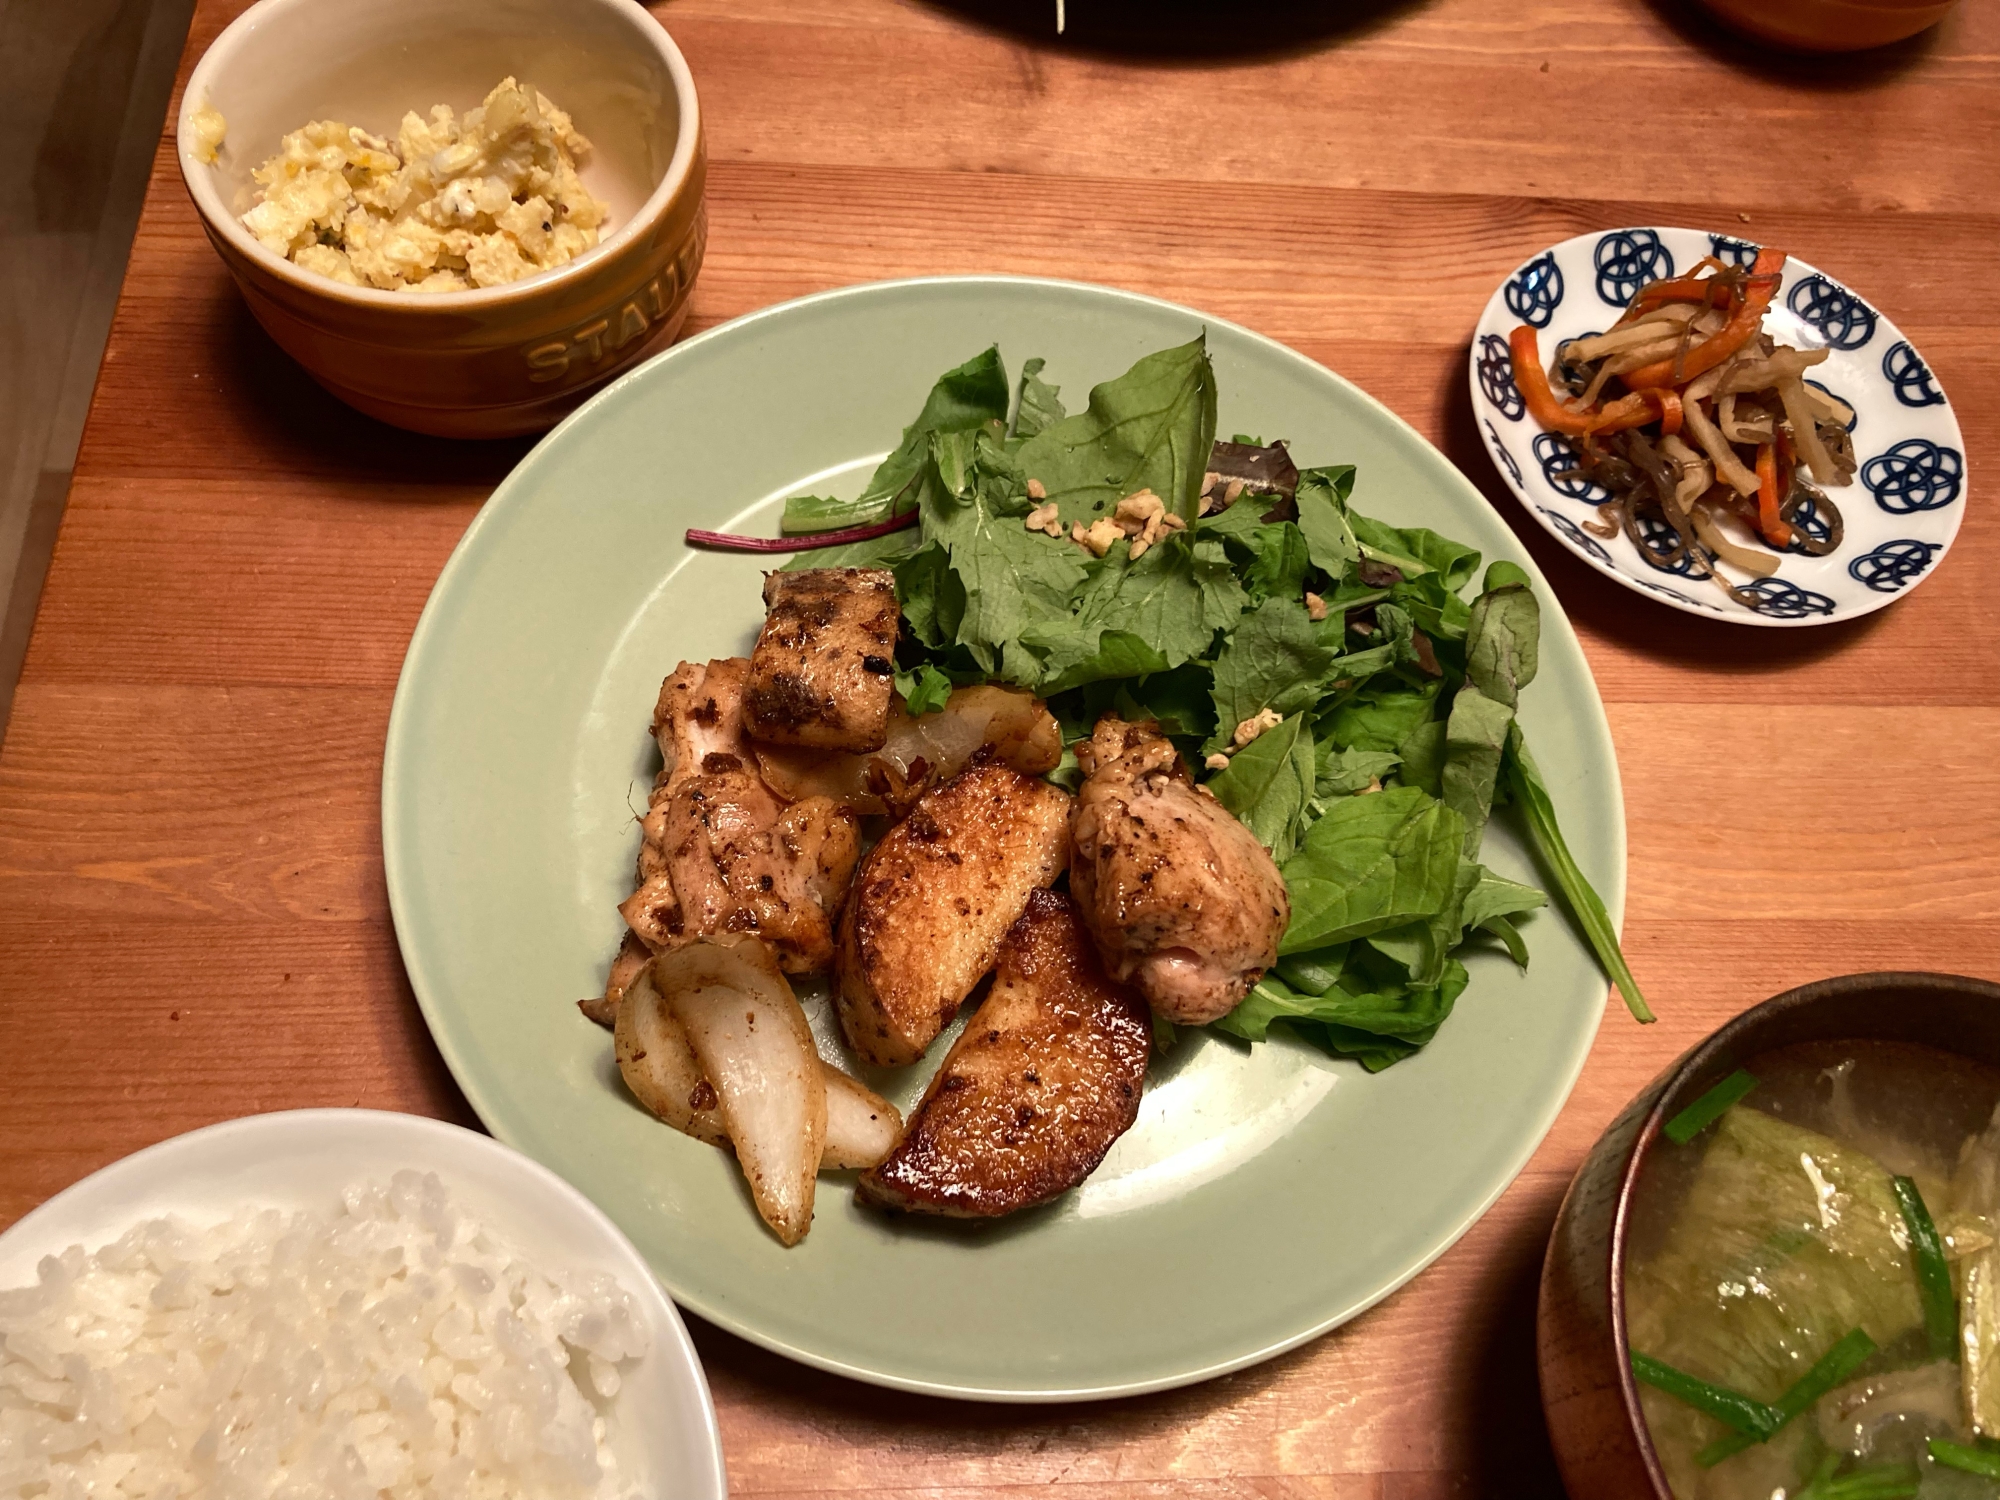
[1625,1039,2000,1499]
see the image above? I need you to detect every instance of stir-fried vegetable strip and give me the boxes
[1506,248,1859,608]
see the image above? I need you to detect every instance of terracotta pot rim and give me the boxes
[175,0,702,314]
[1605,970,2000,1497]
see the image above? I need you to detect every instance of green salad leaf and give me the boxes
[1207,712,1316,865]
[772,340,1649,1065]
[1012,356,1065,440]
[1279,786,1465,953]
[1206,598,1337,751]
[1013,336,1217,524]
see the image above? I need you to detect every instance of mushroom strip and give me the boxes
[1682,397,1760,498]
[1777,377,1841,487]
[1690,506,1779,578]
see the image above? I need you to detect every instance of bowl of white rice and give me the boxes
[0,1109,725,1500]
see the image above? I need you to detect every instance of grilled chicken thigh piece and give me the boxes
[743,569,901,752]
[1070,716,1289,1025]
[616,657,860,975]
[859,890,1150,1217]
[836,760,1072,1067]
[653,656,755,790]
[622,776,859,973]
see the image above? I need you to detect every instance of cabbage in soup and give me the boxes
[1625,1039,2000,1499]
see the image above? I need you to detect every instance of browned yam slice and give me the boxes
[859,890,1150,1218]
[835,762,1071,1067]
[743,569,900,752]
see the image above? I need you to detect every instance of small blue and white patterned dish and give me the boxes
[1469,226,1966,627]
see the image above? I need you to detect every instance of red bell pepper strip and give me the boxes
[1509,326,1688,445]
[1508,326,1595,436]
[1576,388,1682,442]
[1623,249,1786,391]
[1612,257,1731,327]
[1649,388,1684,438]
[1754,439,1792,548]
[1577,395,1651,440]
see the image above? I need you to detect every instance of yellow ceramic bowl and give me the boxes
[177,0,705,439]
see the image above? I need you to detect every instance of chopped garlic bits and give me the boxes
[1024,502,1063,537]
[189,103,227,164]
[1044,487,1191,559]
[240,77,611,293]
[1231,707,1284,748]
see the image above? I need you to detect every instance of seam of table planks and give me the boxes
[1,0,1996,1495]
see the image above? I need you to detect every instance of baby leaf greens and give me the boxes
[773,339,1647,1065]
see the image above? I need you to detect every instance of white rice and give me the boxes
[0,1170,649,1500]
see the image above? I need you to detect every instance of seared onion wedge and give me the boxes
[656,935,826,1245]
[755,685,1061,818]
[618,952,904,1177]
[615,964,728,1145]
[821,1071,903,1170]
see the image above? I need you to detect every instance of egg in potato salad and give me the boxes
[239,77,611,293]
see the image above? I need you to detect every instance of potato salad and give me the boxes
[239,77,610,293]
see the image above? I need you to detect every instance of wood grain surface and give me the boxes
[3,0,1997,1494]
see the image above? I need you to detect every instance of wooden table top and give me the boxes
[4,0,1996,1492]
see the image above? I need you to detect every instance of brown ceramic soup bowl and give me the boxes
[176,0,705,438]
[1539,970,2000,1498]
[1696,0,1960,52]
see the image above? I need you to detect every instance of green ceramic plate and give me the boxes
[383,277,1624,1401]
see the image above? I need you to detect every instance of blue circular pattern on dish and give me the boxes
[1532,432,1606,501]
[1882,341,1944,408]
[1504,254,1564,328]
[1787,275,1878,351]
[1537,508,1610,563]
[1594,230,1674,307]
[1633,514,1700,576]
[1784,493,1834,554]
[1633,575,1710,609]
[1848,539,1939,593]
[1708,234,1760,267]
[1803,379,1857,433]
[1863,438,1963,514]
[1483,420,1522,487]
[1734,578,1837,619]
[1477,334,1524,420]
